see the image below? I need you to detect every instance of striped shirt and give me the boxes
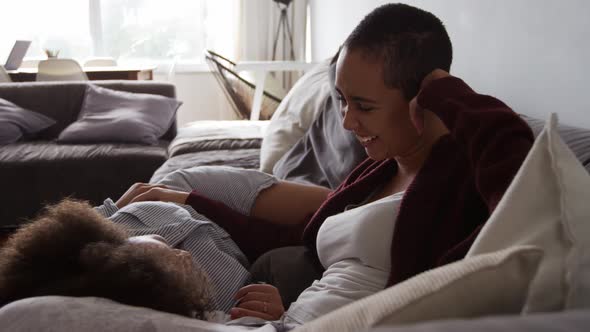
[96,166,279,313]
[96,199,250,313]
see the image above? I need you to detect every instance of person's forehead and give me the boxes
[127,234,169,247]
[336,47,386,93]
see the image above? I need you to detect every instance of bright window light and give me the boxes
[0,0,239,65]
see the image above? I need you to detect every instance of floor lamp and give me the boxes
[271,0,295,61]
[271,0,296,89]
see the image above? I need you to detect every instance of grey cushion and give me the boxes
[272,63,367,188]
[58,84,181,145]
[0,81,178,140]
[369,309,590,332]
[521,114,590,173]
[0,98,56,144]
[150,148,260,184]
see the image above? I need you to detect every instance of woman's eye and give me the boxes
[358,104,374,112]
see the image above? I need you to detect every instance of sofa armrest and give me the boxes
[370,310,590,332]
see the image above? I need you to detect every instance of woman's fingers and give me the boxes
[234,284,277,299]
[236,291,270,304]
[408,68,450,137]
[235,299,282,318]
[420,69,449,90]
[232,284,284,320]
[116,183,169,208]
[409,97,424,136]
[229,307,275,321]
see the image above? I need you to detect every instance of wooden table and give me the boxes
[7,65,156,82]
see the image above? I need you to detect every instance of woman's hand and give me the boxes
[409,69,451,136]
[230,284,285,321]
[115,183,189,208]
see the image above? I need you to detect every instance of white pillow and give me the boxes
[294,246,542,332]
[468,113,590,312]
[259,59,332,173]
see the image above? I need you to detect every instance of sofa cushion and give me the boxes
[521,114,590,173]
[293,246,542,332]
[368,309,590,332]
[0,81,178,140]
[57,84,181,145]
[0,141,168,164]
[260,59,333,173]
[168,120,267,158]
[0,296,246,332]
[468,114,590,312]
[0,141,168,226]
[271,61,367,189]
[150,149,260,184]
[0,97,56,144]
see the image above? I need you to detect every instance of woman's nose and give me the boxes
[342,108,358,131]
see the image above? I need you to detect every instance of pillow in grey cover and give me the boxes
[0,97,56,144]
[58,84,181,145]
[272,62,367,189]
[520,114,590,174]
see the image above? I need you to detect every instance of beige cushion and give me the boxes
[259,59,332,173]
[468,113,590,312]
[294,246,542,332]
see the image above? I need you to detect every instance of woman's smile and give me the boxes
[358,135,378,147]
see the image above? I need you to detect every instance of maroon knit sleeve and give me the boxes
[185,190,306,262]
[417,77,534,211]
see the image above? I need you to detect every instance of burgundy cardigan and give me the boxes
[186,76,534,288]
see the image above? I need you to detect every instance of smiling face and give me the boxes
[335,47,421,161]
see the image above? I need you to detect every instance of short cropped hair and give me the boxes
[0,200,211,319]
[344,3,453,100]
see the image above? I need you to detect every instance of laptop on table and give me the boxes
[3,40,32,70]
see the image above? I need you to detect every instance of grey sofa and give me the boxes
[0,81,177,228]
[1,111,590,331]
[3,61,590,329]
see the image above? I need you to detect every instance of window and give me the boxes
[0,0,239,65]
[0,0,92,61]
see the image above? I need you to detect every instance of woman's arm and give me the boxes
[185,181,330,261]
[416,73,534,211]
[250,181,331,225]
[113,179,330,261]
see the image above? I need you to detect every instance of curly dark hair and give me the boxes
[0,199,212,319]
[343,3,453,100]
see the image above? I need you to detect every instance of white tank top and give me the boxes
[286,191,404,324]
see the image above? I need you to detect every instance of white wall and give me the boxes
[153,71,239,127]
[310,0,590,128]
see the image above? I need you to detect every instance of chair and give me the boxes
[205,50,282,120]
[36,59,88,81]
[83,57,117,67]
[0,66,12,83]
